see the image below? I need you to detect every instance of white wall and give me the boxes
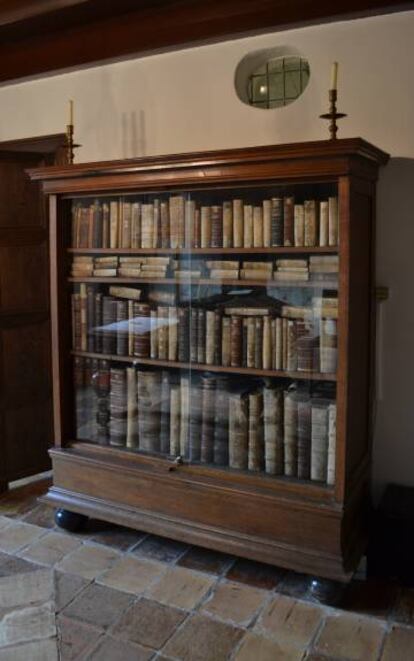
[1,10,413,499]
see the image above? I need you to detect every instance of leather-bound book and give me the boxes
[126,366,139,448]
[159,371,171,454]
[223,201,233,248]
[200,374,216,464]
[246,317,255,368]
[205,310,215,365]
[253,206,263,247]
[94,293,103,353]
[180,376,190,458]
[80,284,88,352]
[78,207,89,248]
[201,206,212,248]
[248,391,264,471]
[168,306,178,362]
[170,195,185,248]
[211,205,223,248]
[153,199,160,248]
[102,296,117,354]
[294,204,304,246]
[71,293,81,350]
[132,302,151,358]
[243,205,253,248]
[193,208,201,248]
[310,398,329,481]
[116,300,128,356]
[283,196,295,246]
[141,203,154,248]
[230,315,243,367]
[233,199,243,248]
[270,197,283,246]
[263,199,271,247]
[190,308,198,363]
[102,202,110,248]
[214,309,222,365]
[254,317,263,369]
[131,201,141,248]
[109,367,127,447]
[137,369,161,453]
[263,385,283,475]
[160,200,170,248]
[275,317,283,370]
[169,383,181,456]
[157,306,169,360]
[327,402,337,485]
[96,359,110,445]
[185,199,196,249]
[92,200,103,248]
[121,199,132,248]
[242,318,248,367]
[221,316,231,367]
[229,391,248,470]
[189,378,202,461]
[319,200,329,247]
[282,317,288,370]
[150,310,158,359]
[320,318,337,373]
[213,376,229,466]
[109,200,119,249]
[178,307,190,362]
[304,200,318,247]
[284,389,298,477]
[197,309,206,364]
[286,319,297,372]
[297,394,311,479]
[328,196,339,246]
[262,316,272,370]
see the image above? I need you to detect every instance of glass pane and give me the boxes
[251,75,268,104]
[268,73,284,101]
[69,182,338,487]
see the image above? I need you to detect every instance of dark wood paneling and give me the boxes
[0,0,411,83]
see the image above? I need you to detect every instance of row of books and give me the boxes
[74,357,336,485]
[71,196,339,250]
[72,286,338,374]
[70,255,339,282]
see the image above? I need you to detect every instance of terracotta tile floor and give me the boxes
[0,476,413,660]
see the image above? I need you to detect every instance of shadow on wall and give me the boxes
[372,157,414,503]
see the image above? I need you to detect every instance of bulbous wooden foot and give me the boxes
[55,508,88,532]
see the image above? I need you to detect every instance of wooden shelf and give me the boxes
[68,247,338,255]
[72,350,337,382]
[68,276,339,289]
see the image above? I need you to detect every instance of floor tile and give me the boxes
[0,521,45,553]
[87,522,147,551]
[55,543,120,580]
[62,583,134,630]
[0,552,42,577]
[19,531,81,567]
[0,517,11,532]
[85,634,154,660]
[54,571,91,612]
[256,594,323,649]
[0,638,58,661]
[381,624,414,661]
[97,555,167,594]
[178,546,233,575]
[163,612,244,661]
[234,632,306,661]
[148,566,216,610]
[226,558,286,590]
[201,580,267,626]
[57,614,102,660]
[0,568,53,609]
[111,597,187,649]
[392,587,414,625]
[314,612,386,661]
[338,578,397,617]
[21,504,56,529]
[131,534,188,563]
[0,600,55,647]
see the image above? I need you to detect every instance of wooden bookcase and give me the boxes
[28,139,388,581]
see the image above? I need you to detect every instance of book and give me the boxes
[327,403,337,485]
[243,205,253,248]
[283,196,294,246]
[200,374,216,464]
[263,199,271,247]
[248,391,264,471]
[116,300,128,356]
[284,389,298,477]
[213,376,229,465]
[230,316,243,367]
[233,199,243,248]
[108,286,141,300]
[270,197,283,246]
[160,201,170,249]
[137,370,161,453]
[180,376,190,458]
[141,204,154,248]
[170,195,185,249]
[205,310,215,365]
[223,201,233,248]
[311,398,330,481]
[297,394,311,479]
[320,319,337,373]
[263,385,283,475]
[304,200,318,247]
[253,205,263,247]
[328,196,339,246]
[159,371,171,454]
[294,204,305,246]
[201,206,211,248]
[319,200,329,247]
[131,201,141,248]
[170,384,181,456]
[189,379,202,461]
[229,391,248,470]
[126,367,138,448]
[109,368,127,447]
[211,205,223,248]
[168,306,178,361]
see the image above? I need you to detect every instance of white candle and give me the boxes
[330,62,338,91]
[69,99,74,125]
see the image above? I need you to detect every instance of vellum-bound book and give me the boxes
[228,391,248,470]
[200,374,216,464]
[263,385,283,475]
[248,391,264,472]
[310,398,330,481]
[327,403,337,485]
[284,389,298,477]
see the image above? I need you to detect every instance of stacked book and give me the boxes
[274,259,309,282]
[71,195,339,250]
[73,357,337,485]
[205,260,239,280]
[71,255,174,278]
[309,255,339,281]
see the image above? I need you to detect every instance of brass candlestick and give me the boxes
[66,123,80,164]
[320,89,347,140]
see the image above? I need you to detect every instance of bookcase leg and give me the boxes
[55,508,88,532]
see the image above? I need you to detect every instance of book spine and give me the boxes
[221,317,231,367]
[168,306,178,362]
[283,196,295,246]
[169,384,181,456]
[190,308,198,363]
[126,367,139,448]
[271,198,283,246]
[180,376,190,458]
[116,300,128,356]
[141,204,154,248]
[284,390,298,477]
[294,204,304,246]
[109,367,127,447]
[286,320,297,372]
[185,200,196,249]
[263,200,271,247]
[328,196,339,246]
[213,378,229,465]
[96,359,110,445]
[214,310,222,365]
[159,371,171,454]
[243,204,253,248]
[304,200,318,247]
[311,401,329,481]
[319,200,329,247]
[275,317,283,370]
[150,310,158,359]
[86,286,95,352]
[94,293,103,353]
[197,309,206,364]
[222,201,233,248]
[320,318,337,373]
[210,205,223,248]
[233,199,243,248]
[189,380,202,461]
[80,284,87,351]
[153,199,160,249]
[200,376,216,464]
[131,202,141,248]
[229,392,248,470]
[327,403,337,485]
[262,316,272,370]
[254,317,263,369]
[109,201,119,248]
[200,206,212,248]
[133,303,150,358]
[263,387,284,474]
[248,392,264,471]
[160,201,170,248]
[205,310,215,365]
[138,370,161,453]
[230,316,243,367]
[178,307,190,362]
[297,397,311,479]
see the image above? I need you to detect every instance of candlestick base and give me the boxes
[319,89,347,140]
[66,124,81,164]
